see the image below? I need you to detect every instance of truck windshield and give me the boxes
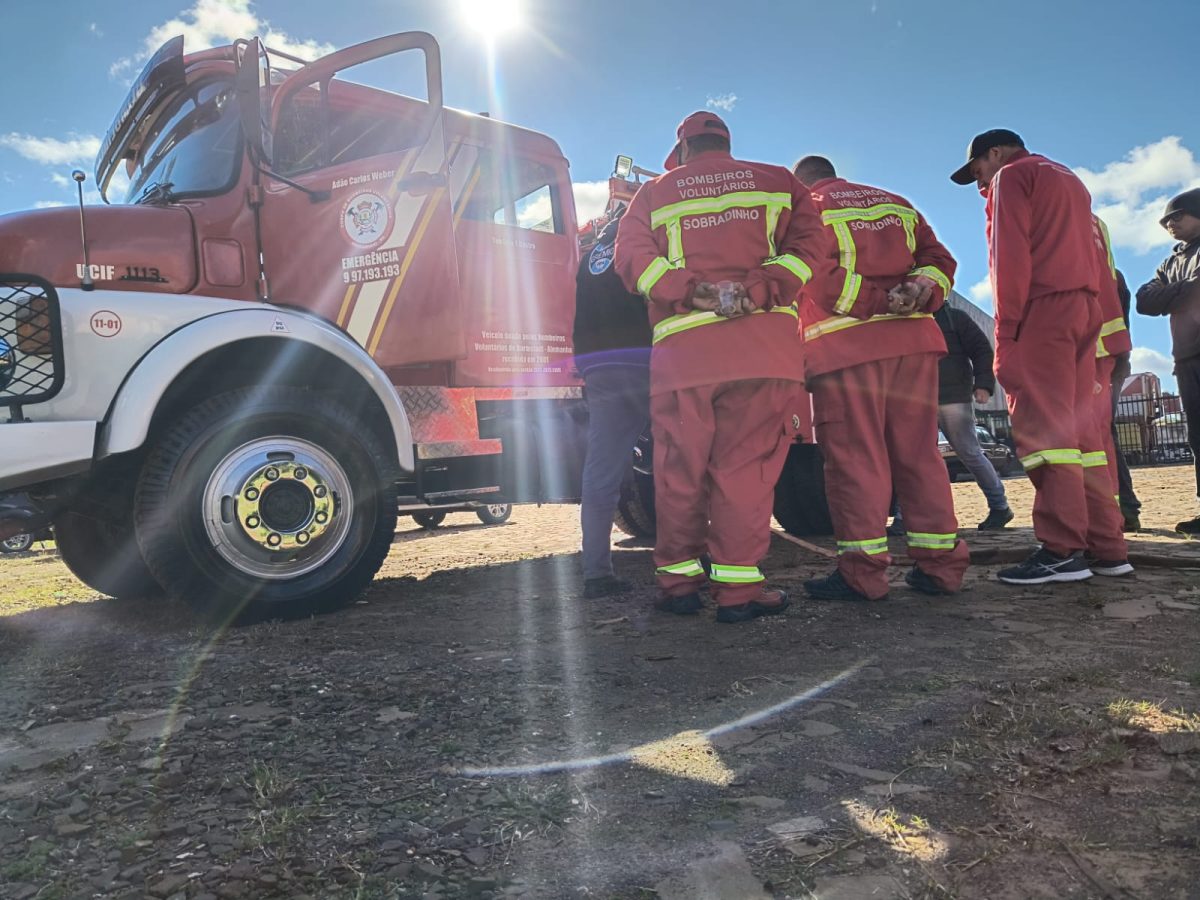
[125,80,242,204]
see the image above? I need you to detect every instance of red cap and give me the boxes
[663,111,731,171]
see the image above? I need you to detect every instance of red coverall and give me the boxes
[615,151,831,607]
[801,177,969,600]
[985,151,1126,560]
[1093,216,1134,503]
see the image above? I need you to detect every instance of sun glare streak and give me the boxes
[460,0,523,42]
[457,660,873,780]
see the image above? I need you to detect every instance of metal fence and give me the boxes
[971,394,1193,468]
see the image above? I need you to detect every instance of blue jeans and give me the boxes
[938,401,1008,510]
[581,366,650,580]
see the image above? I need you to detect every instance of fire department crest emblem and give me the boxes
[341,191,391,247]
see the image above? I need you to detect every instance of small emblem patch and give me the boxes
[588,242,614,275]
[341,191,391,247]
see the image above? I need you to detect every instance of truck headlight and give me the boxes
[0,338,15,392]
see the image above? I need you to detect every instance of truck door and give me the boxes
[256,33,465,367]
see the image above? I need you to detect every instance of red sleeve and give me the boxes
[613,181,696,314]
[746,177,836,311]
[908,213,957,312]
[988,165,1033,340]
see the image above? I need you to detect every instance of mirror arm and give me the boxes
[249,155,331,203]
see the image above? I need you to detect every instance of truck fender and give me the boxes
[98,308,415,472]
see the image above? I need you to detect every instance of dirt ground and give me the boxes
[1,465,1199,900]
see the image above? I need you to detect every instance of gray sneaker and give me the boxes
[998,548,1092,585]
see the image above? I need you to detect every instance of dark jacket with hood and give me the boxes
[1136,239,1200,364]
[572,217,651,375]
[935,305,995,405]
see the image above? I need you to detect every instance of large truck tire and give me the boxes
[613,471,656,539]
[54,470,163,600]
[772,443,834,537]
[133,387,398,624]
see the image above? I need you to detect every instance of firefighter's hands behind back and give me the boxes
[888,276,933,315]
[692,281,753,317]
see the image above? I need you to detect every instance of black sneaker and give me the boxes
[905,565,953,595]
[1121,511,1141,532]
[584,575,632,599]
[1087,557,1134,577]
[997,548,1092,585]
[804,570,885,602]
[654,592,704,615]
[715,590,790,624]
[1175,515,1200,537]
[978,507,1014,530]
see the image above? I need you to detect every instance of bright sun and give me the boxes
[460,0,523,39]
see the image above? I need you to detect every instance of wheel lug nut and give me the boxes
[245,487,259,501]
[246,516,260,528]
[315,512,328,524]
[267,533,282,547]
[296,532,310,545]
[313,485,328,498]
[265,467,280,481]
[294,467,308,480]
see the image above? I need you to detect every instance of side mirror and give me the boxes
[235,38,271,165]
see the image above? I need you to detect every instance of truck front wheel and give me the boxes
[133,387,398,623]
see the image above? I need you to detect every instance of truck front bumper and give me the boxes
[0,420,95,492]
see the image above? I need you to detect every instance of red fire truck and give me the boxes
[0,31,828,620]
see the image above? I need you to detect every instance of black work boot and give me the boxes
[804,570,885,602]
[654,592,704,615]
[904,565,953,595]
[583,575,632,599]
[715,590,790,624]
[978,507,1014,530]
[1175,515,1200,537]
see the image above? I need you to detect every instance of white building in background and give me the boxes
[945,290,1007,413]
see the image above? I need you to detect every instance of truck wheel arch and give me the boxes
[97,309,414,473]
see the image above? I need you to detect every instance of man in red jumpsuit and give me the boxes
[615,111,831,623]
[793,156,969,602]
[951,129,1129,583]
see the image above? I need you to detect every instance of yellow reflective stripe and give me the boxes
[804,312,932,342]
[652,305,798,344]
[656,559,705,578]
[709,564,765,584]
[830,221,861,314]
[765,202,784,256]
[822,203,918,251]
[763,254,813,284]
[1021,448,1083,470]
[837,537,889,555]
[1099,316,1126,338]
[650,191,793,229]
[908,264,953,298]
[637,257,672,298]
[1082,451,1108,468]
[1096,217,1117,279]
[665,220,685,268]
[906,531,958,550]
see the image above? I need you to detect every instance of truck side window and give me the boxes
[274,82,424,177]
[458,152,560,234]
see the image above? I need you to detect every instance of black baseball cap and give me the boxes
[950,129,1025,185]
[1159,188,1200,226]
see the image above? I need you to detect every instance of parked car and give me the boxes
[1,524,53,553]
[407,503,513,530]
[1152,412,1193,462]
[939,425,1022,481]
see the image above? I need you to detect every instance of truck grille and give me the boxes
[0,275,65,411]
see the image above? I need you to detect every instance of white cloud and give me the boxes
[706,93,738,113]
[33,201,67,209]
[968,277,993,311]
[1076,137,1200,256]
[89,23,104,38]
[572,180,611,225]
[1129,346,1177,391]
[0,133,100,166]
[111,0,334,79]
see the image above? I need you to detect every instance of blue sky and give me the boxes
[2,0,1198,389]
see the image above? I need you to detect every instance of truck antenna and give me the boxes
[72,170,94,292]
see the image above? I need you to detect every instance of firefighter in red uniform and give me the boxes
[793,156,969,601]
[1091,215,1137,554]
[951,129,1130,583]
[614,111,831,623]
